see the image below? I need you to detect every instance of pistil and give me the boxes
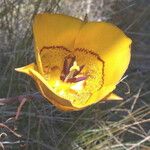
[60,56,87,83]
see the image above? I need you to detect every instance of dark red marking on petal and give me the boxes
[40,45,71,54]
[74,48,105,90]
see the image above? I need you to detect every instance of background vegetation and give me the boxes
[0,0,149,149]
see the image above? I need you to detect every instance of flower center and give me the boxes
[60,56,87,83]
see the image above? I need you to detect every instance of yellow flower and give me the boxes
[15,13,132,111]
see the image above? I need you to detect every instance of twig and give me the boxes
[128,136,150,150]
[0,92,43,120]
[0,92,42,105]
[131,83,144,112]
[15,98,27,120]
[0,142,4,150]
[0,123,21,138]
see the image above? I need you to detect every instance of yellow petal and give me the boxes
[36,52,44,75]
[15,63,36,77]
[74,22,132,86]
[104,93,123,101]
[29,68,81,111]
[16,63,80,111]
[71,22,131,108]
[72,85,116,108]
[73,48,104,93]
[33,13,83,75]
[33,13,83,54]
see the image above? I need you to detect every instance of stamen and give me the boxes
[65,77,76,83]
[64,70,76,82]
[68,56,76,69]
[60,57,69,80]
[73,65,85,78]
[60,56,87,83]
[63,58,69,75]
[66,76,87,83]
[74,76,87,82]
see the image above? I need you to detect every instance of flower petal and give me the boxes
[33,13,84,76]
[33,13,83,52]
[29,68,81,111]
[71,85,116,108]
[16,63,80,111]
[15,63,36,77]
[74,22,132,86]
[104,93,123,101]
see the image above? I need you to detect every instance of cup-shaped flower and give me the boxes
[15,13,132,111]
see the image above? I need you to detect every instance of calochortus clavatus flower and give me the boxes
[15,13,132,111]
